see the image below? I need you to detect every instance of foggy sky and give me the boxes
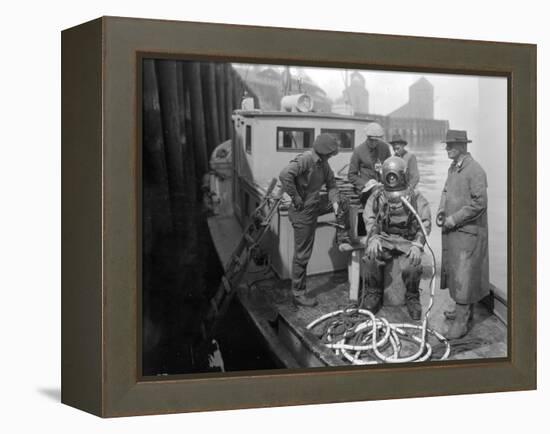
[305,66,482,135]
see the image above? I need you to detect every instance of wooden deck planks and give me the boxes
[237,267,507,366]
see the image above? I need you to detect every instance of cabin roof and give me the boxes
[234,110,373,123]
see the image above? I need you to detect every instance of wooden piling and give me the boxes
[184,62,209,180]
[224,63,234,137]
[216,64,227,141]
[201,62,221,155]
[142,59,173,235]
[155,60,187,237]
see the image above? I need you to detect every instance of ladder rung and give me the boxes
[210,298,219,314]
[203,178,281,339]
[221,276,231,293]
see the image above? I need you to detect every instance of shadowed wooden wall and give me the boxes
[141,59,256,374]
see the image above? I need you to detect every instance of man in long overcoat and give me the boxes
[438,129,490,339]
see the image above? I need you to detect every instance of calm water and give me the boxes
[412,141,507,293]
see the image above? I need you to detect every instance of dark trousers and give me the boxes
[364,251,422,296]
[288,204,320,296]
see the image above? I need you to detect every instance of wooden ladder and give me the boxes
[203,178,283,336]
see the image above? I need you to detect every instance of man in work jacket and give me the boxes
[438,129,490,339]
[279,133,340,307]
[389,133,420,189]
[363,156,432,320]
[348,122,392,205]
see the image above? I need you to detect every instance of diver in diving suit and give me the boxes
[362,156,432,320]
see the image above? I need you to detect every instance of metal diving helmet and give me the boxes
[382,156,408,193]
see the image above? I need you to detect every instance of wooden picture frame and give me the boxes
[61,16,536,417]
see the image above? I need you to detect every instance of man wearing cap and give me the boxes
[348,122,391,205]
[279,133,340,307]
[389,133,420,189]
[437,129,490,339]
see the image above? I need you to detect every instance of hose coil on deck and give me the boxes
[306,196,451,364]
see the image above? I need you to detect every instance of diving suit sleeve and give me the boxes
[363,193,379,240]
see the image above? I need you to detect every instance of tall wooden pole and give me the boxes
[184,62,209,180]
[155,60,187,237]
[224,63,234,138]
[142,58,173,230]
[201,62,220,155]
[216,63,227,141]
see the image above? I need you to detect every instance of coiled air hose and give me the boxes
[306,196,450,364]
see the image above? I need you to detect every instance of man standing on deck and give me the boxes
[389,133,420,189]
[279,133,340,307]
[437,129,490,339]
[363,157,431,320]
[348,122,391,206]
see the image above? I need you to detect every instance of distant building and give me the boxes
[351,76,448,147]
[385,77,447,146]
[335,71,370,114]
[389,77,434,119]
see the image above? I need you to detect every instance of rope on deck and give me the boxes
[306,308,450,364]
[306,196,451,364]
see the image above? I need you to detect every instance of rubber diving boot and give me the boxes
[293,293,318,308]
[444,303,473,339]
[405,290,422,321]
[362,287,383,314]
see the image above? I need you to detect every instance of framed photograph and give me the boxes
[61,16,536,417]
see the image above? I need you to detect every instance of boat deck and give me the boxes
[208,214,507,368]
[237,266,507,368]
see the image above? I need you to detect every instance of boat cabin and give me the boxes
[226,109,372,280]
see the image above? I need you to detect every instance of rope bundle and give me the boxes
[306,307,450,364]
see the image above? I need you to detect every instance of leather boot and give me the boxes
[444,303,473,339]
[362,287,383,314]
[405,290,422,321]
[293,293,318,308]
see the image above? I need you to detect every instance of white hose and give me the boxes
[306,196,450,364]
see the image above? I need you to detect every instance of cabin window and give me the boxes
[245,125,252,154]
[321,128,355,150]
[276,127,314,151]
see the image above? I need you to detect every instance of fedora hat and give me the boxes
[442,129,472,144]
[389,133,407,145]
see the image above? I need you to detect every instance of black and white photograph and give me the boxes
[2,0,544,429]
[141,59,507,375]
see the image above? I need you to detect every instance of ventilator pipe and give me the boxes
[307,307,449,364]
[400,195,437,341]
[305,196,450,364]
